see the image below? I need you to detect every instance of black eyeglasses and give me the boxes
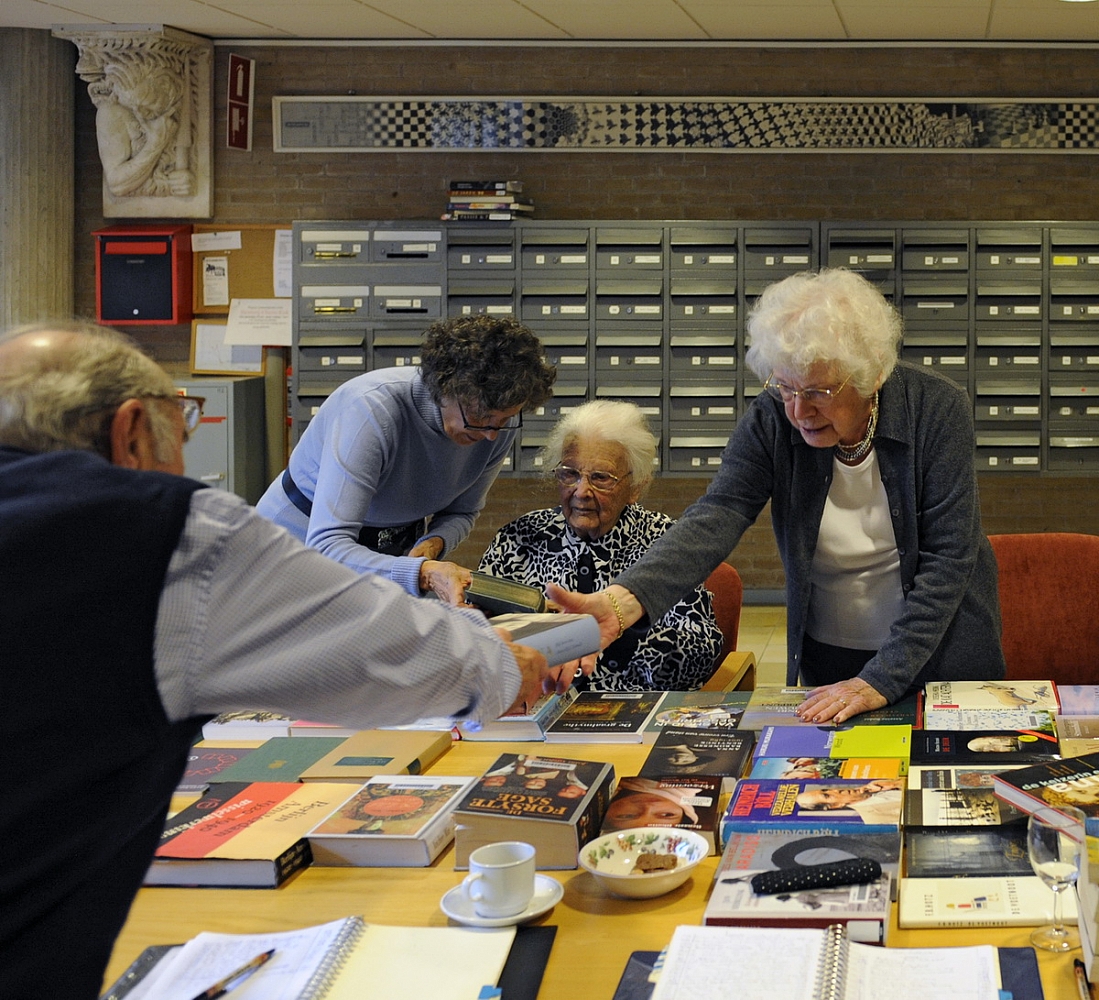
[553,465,629,493]
[457,399,522,432]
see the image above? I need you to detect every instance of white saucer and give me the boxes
[440,874,564,928]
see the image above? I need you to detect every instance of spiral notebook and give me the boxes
[647,924,1004,1000]
[107,916,521,1000]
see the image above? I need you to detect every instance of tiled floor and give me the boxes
[738,605,787,687]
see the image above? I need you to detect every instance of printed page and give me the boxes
[650,925,821,1000]
[844,942,1000,1000]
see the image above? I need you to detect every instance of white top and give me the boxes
[806,450,904,650]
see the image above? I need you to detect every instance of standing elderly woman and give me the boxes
[550,268,1005,722]
[257,315,555,604]
[478,399,723,691]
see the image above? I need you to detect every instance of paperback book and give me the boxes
[752,723,911,761]
[306,775,478,867]
[898,874,1078,928]
[991,750,1099,834]
[903,827,1031,878]
[742,687,920,730]
[1057,686,1099,717]
[297,728,453,782]
[638,726,755,792]
[599,774,724,853]
[906,763,1024,789]
[200,711,298,741]
[750,756,906,780]
[452,752,615,869]
[903,786,1026,827]
[487,611,601,667]
[544,690,666,743]
[1056,715,1099,759]
[207,735,346,784]
[720,777,904,839]
[461,687,579,742]
[640,689,749,740]
[909,727,1059,766]
[147,781,354,887]
[922,679,1059,731]
[176,744,257,794]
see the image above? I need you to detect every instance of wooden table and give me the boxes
[103,740,1084,999]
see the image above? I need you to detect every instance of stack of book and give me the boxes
[442,179,533,221]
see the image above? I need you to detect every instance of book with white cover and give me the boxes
[488,612,601,667]
[898,874,1078,928]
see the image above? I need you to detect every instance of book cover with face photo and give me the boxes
[639,726,755,792]
[600,774,723,853]
[909,728,1059,766]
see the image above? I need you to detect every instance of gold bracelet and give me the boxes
[604,591,627,638]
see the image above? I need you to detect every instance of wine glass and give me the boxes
[1027,804,1086,952]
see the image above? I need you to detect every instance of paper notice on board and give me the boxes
[274,229,293,297]
[201,256,230,307]
[225,298,293,346]
[191,230,243,252]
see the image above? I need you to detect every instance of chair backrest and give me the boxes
[705,561,743,660]
[988,532,1099,687]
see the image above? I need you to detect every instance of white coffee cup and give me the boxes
[461,841,536,918]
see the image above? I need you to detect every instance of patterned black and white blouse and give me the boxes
[478,504,724,691]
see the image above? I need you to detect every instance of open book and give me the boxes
[650,924,1001,1000]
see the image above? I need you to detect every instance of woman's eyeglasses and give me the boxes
[552,465,629,492]
[457,399,522,432]
[762,372,852,405]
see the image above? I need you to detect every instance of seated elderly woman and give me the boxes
[478,399,723,691]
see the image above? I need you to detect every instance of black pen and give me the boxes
[190,948,276,1000]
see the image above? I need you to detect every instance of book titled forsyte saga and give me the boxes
[452,752,615,869]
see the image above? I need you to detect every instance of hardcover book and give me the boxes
[750,756,906,780]
[200,711,298,741]
[544,690,666,743]
[452,752,615,869]
[207,735,346,784]
[1056,715,1099,759]
[752,724,912,761]
[640,689,749,740]
[466,571,546,615]
[898,874,1078,928]
[903,786,1026,827]
[639,726,755,792]
[460,687,579,742]
[906,763,1024,789]
[721,778,904,840]
[297,728,453,782]
[991,750,1099,834]
[1057,686,1099,717]
[713,823,902,890]
[306,775,478,867]
[487,612,601,667]
[176,744,257,794]
[909,727,1059,765]
[599,774,723,853]
[147,781,354,887]
[922,679,1059,731]
[903,827,1031,878]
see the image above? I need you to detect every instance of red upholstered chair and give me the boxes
[701,562,756,691]
[988,532,1099,687]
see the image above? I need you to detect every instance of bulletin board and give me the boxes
[191,223,291,315]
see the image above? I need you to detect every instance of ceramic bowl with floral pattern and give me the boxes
[578,827,708,898]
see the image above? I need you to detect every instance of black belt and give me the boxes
[281,469,313,517]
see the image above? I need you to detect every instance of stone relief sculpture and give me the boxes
[54,25,213,218]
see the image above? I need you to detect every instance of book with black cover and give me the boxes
[640,690,749,740]
[910,727,1059,765]
[544,690,666,743]
[903,827,1031,878]
[452,752,615,869]
[991,750,1099,835]
[639,726,755,792]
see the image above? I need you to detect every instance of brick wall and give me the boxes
[71,43,1099,592]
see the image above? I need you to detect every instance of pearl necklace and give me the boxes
[835,391,879,463]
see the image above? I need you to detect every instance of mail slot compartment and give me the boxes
[447,280,516,317]
[825,228,896,283]
[743,227,815,275]
[371,329,422,369]
[974,350,1041,381]
[298,228,371,266]
[1050,392,1099,427]
[667,434,730,473]
[975,430,1041,472]
[521,229,590,271]
[668,384,737,427]
[371,228,443,263]
[900,229,969,273]
[668,281,738,324]
[294,379,342,410]
[975,228,1043,274]
[517,430,551,474]
[669,334,738,378]
[446,229,516,270]
[1049,281,1099,322]
[900,282,969,322]
[670,227,738,272]
[595,330,664,381]
[520,281,589,322]
[974,283,1043,322]
[371,284,442,319]
[1050,228,1099,277]
[595,227,664,270]
[974,396,1042,424]
[975,323,1041,348]
[595,384,664,425]
[297,327,367,374]
[1050,344,1099,371]
[526,383,590,426]
[595,280,663,321]
[1048,437,1099,472]
[901,346,969,383]
[299,284,370,319]
[539,332,590,373]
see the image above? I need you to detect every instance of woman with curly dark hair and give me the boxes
[257,315,555,603]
